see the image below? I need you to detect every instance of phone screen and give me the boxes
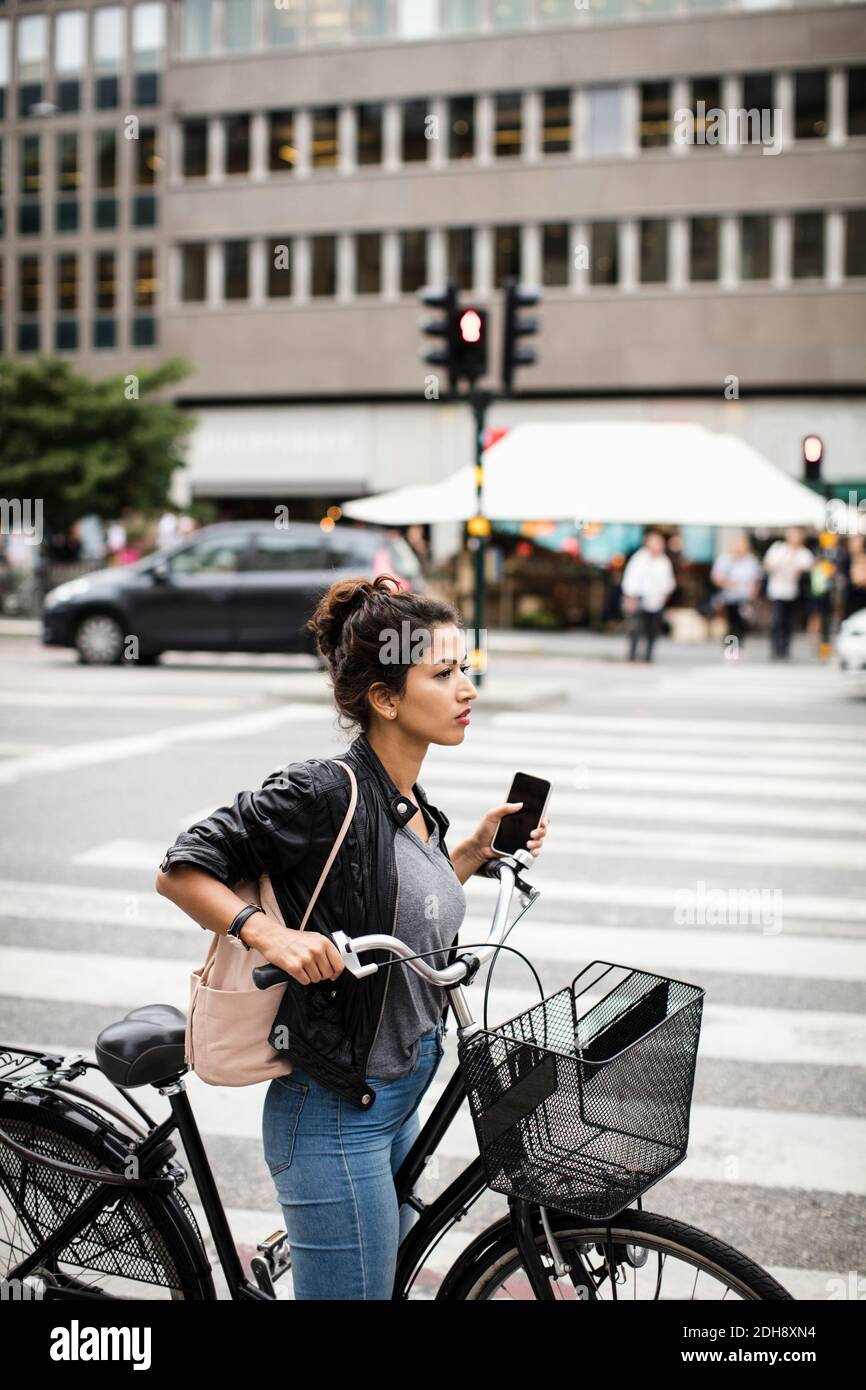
[491,773,551,857]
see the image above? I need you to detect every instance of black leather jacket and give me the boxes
[159,729,497,1109]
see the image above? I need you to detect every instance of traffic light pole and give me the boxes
[469,390,492,690]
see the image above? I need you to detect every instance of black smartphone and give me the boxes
[490,773,552,858]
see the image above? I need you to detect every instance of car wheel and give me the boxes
[75,614,125,665]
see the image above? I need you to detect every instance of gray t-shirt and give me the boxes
[365,809,466,1081]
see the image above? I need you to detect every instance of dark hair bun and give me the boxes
[306,573,400,662]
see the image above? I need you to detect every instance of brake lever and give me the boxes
[331,930,379,978]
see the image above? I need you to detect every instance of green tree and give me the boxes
[0,356,195,534]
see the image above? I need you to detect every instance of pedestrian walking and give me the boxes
[621,530,676,662]
[156,574,549,1300]
[763,528,814,659]
[710,535,762,650]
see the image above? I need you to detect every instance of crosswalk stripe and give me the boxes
[426,758,866,804]
[428,742,866,781]
[491,711,866,742]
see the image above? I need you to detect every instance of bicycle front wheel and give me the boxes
[441,1206,795,1301]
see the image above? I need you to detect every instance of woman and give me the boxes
[156,574,549,1299]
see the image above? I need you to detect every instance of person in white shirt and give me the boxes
[621,530,676,662]
[762,528,814,659]
[710,536,762,649]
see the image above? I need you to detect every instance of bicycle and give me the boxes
[0,851,794,1301]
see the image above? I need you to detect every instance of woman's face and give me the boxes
[388,622,477,745]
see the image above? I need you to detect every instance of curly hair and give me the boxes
[305,572,464,733]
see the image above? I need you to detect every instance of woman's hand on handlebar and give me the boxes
[246,916,346,986]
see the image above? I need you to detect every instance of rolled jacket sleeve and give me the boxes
[158,762,317,889]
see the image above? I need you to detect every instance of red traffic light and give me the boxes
[459,309,483,344]
[803,435,823,465]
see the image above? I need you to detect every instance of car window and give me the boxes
[329,533,421,581]
[170,536,249,575]
[251,534,331,571]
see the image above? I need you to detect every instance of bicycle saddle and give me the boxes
[95,1004,188,1088]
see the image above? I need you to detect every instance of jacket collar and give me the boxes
[346,730,423,830]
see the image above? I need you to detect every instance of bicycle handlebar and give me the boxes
[251,850,538,992]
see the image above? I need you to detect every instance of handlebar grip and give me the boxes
[252,964,290,990]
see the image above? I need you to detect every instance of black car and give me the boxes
[41,520,424,665]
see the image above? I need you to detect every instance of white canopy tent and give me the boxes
[341,422,828,529]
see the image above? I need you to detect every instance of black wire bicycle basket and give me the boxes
[458,960,705,1222]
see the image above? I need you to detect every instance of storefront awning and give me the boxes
[341,422,827,529]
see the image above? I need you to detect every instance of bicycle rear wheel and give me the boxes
[0,1097,214,1300]
[441,1206,794,1301]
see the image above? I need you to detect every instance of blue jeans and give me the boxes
[261,1017,445,1300]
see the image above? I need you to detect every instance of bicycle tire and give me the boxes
[0,1095,215,1300]
[439,1206,795,1301]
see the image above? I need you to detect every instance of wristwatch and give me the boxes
[226,905,263,952]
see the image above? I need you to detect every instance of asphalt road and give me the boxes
[1,630,864,1299]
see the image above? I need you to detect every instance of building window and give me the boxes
[542,223,569,286]
[743,72,774,130]
[95,130,117,230]
[494,225,521,284]
[182,119,208,178]
[399,230,426,292]
[182,0,212,56]
[492,0,532,27]
[447,227,473,289]
[590,222,618,286]
[132,247,157,345]
[132,3,164,105]
[586,86,625,156]
[690,217,719,280]
[312,107,339,169]
[739,215,771,280]
[180,243,207,301]
[494,92,522,158]
[56,253,78,314]
[95,251,116,310]
[17,14,47,117]
[639,219,667,283]
[269,111,296,172]
[133,194,157,227]
[19,134,40,234]
[448,96,475,161]
[542,89,571,154]
[18,256,41,352]
[55,10,85,114]
[357,103,383,165]
[792,212,824,278]
[402,100,430,163]
[267,0,300,45]
[351,0,388,39]
[309,0,349,43]
[57,133,79,193]
[356,233,381,294]
[222,241,248,299]
[225,115,250,175]
[397,0,437,37]
[640,82,669,149]
[795,70,828,140]
[845,210,866,277]
[444,0,479,31]
[224,0,254,51]
[690,77,722,149]
[137,127,158,186]
[93,7,123,109]
[0,19,8,121]
[847,67,866,137]
[311,235,337,296]
[267,239,292,297]
[134,248,156,307]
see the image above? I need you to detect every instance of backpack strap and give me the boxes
[297,759,358,931]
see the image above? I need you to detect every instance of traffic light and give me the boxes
[454,304,488,387]
[419,283,458,390]
[803,435,824,485]
[502,279,540,394]
[419,284,488,392]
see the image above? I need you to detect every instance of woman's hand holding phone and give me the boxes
[467,799,550,870]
